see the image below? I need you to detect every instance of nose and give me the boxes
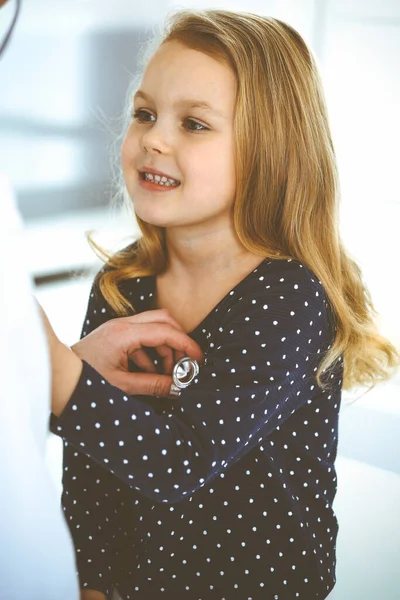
[141,120,172,155]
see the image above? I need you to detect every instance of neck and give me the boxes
[164,221,257,281]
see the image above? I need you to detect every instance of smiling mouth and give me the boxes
[139,171,181,187]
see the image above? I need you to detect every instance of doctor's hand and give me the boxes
[38,304,203,417]
[71,308,204,394]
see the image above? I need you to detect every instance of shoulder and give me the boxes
[217,257,332,336]
[82,241,139,319]
[259,257,322,285]
[207,258,335,375]
[89,240,156,316]
[235,257,326,305]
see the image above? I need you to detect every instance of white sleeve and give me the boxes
[0,174,79,600]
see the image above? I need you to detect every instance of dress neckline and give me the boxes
[144,257,271,336]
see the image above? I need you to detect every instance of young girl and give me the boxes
[49,9,400,600]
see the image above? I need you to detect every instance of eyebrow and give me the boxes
[133,90,225,118]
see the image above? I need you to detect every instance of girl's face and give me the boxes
[121,41,237,231]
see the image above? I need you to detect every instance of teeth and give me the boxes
[143,172,179,186]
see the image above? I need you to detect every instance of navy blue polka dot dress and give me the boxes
[50,257,343,600]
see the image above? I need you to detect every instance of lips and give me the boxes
[139,165,181,183]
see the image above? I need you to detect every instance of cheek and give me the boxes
[199,152,236,197]
[121,133,139,170]
[186,142,235,183]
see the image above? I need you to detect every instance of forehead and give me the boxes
[141,41,236,113]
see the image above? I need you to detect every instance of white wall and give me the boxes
[3,0,399,597]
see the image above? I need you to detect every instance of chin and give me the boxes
[133,207,173,228]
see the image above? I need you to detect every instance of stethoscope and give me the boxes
[0,0,21,59]
[168,356,200,398]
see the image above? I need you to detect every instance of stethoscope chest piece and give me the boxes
[168,356,200,398]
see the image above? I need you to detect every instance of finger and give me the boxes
[129,348,157,373]
[122,323,204,363]
[174,349,186,363]
[155,345,175,374]
[121,309,185,332]
[112,372,174,398]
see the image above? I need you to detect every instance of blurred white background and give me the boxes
[1,1,399,598]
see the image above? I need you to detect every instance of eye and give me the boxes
[184,119,209,133]
[132,109,155,123]
[131,110,209,133]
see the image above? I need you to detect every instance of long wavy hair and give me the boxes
[89,9,400,393]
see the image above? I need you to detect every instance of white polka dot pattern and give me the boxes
[50,258,343,599]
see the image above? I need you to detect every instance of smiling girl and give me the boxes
[49,9,400,600]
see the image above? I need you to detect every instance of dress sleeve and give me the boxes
[52,266,339,505]
[50,278,118,598]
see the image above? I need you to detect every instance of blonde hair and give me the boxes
[90,9,400,393]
